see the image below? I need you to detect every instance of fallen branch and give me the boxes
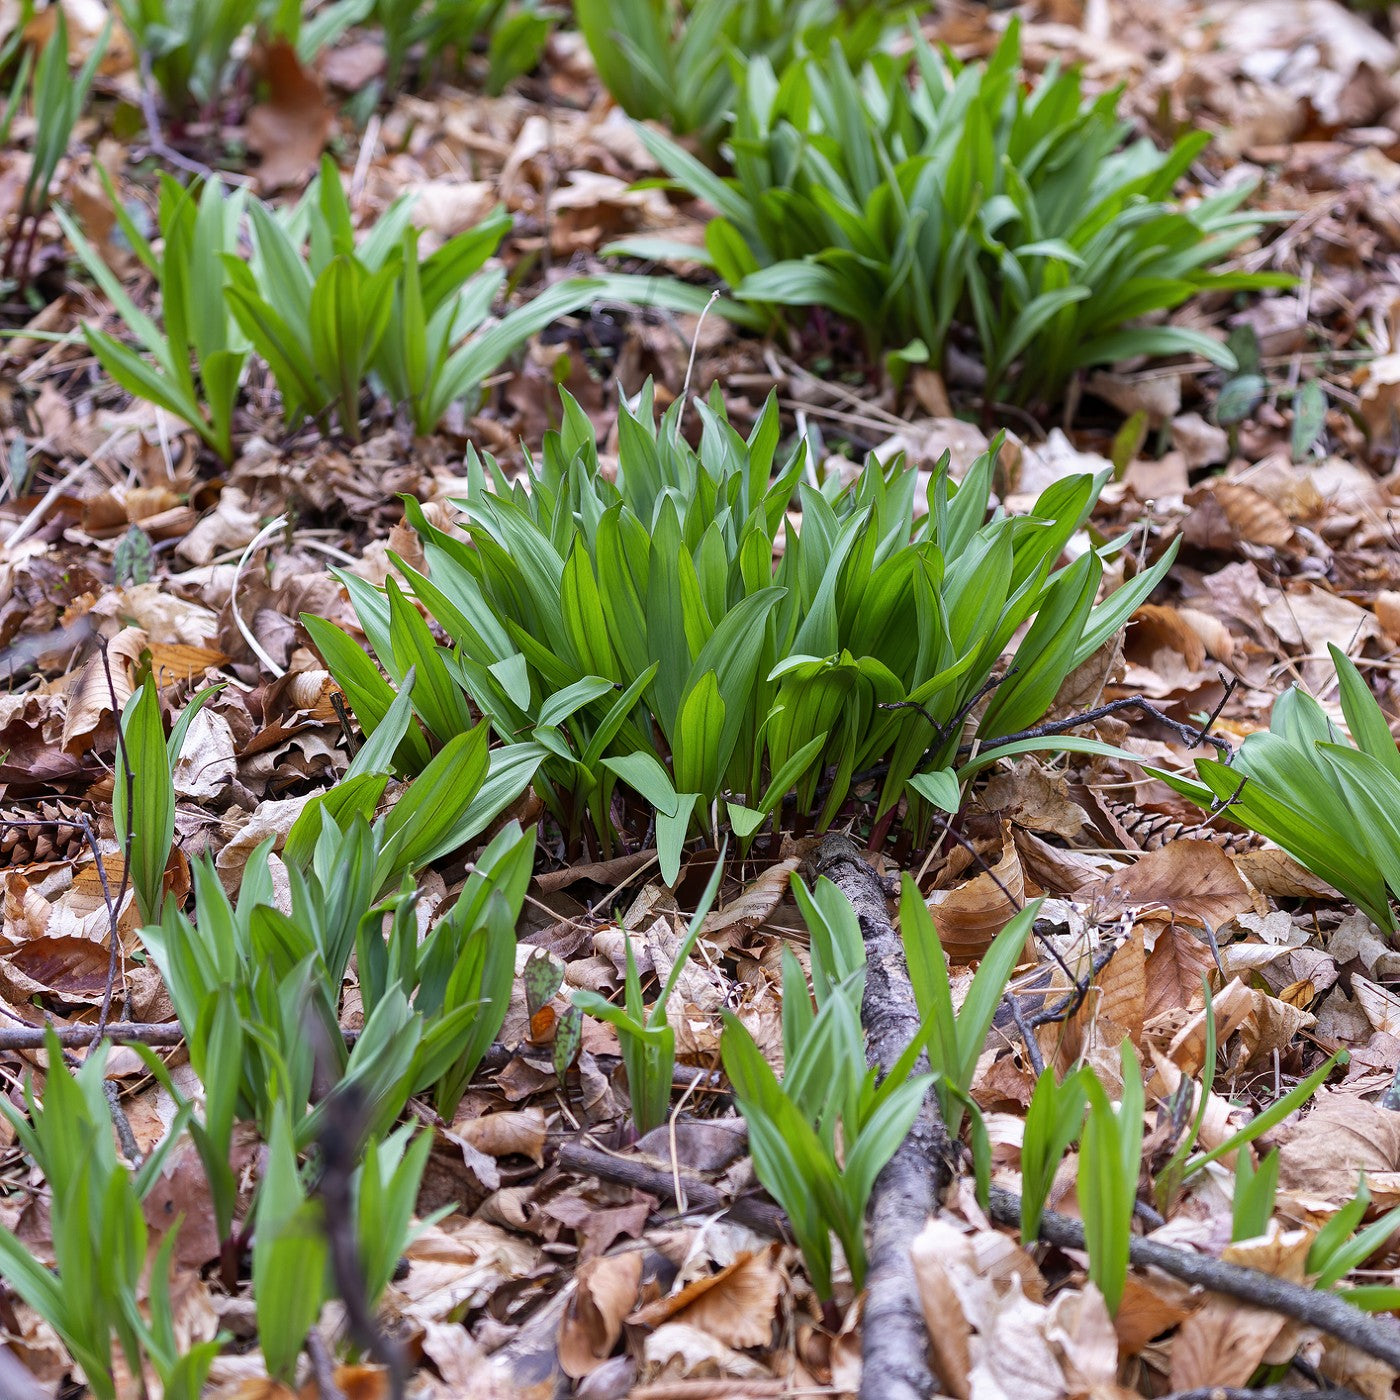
[555,1140,785,1237]
[986,1185,1400,1374]
[806,834,955,1400]
[0,1021,185,1051]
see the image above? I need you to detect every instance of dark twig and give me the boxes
[967,689,1235,760]
[986,1185,1400,1373]
[135,52,217,180]
[304,1328,346,1400]
[308,1040,407,1398]
[103,1079,142,1167]
[1159,1390,1359,1400]
[555,1140,786,1237]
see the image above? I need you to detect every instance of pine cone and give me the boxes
[0,800,91,867]
[1104,798,1259,856]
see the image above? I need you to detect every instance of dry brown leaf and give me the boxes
[630,1247,782,1349]
[1167,1294,1287,1389]
[60,625,146,752]
[929,821,1026,960]
[245,42,332,192]
[1278,1090,1400,1203]
[558,1252,643,1379]
[1164,978,1254,1076]
[1144,925,1217,1022]
[1113,1273,1195,1355]
[1081,840,1253,932]
[452,1108,547,1166]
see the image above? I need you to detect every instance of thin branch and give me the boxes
[135,52,218,180]
[304,1328,346,1400]
[0,1022,184,1050]
[968,687,1236,760]
[555,1140,786,1238]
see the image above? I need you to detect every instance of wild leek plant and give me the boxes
[115,0,366,116]
[312,384,1175,880]
[1020,1065,1090,1244]
[115,676,220,925]
[0,1032,223,1400]
[1078,1041,1144,1315]
[1159,645,1400,932]
[572,844,725,1132]
[61,159,716,455]
[3,10,109,288]
[373,0,553,93]
[721,946,931,1297]
[1231,1147,1280,1242]
[58,173,249,462]
[899,874,1038,1141]
[577,0,905,153]
[623,21,1288,405]
[139,721,537,1247]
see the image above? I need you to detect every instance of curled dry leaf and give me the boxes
[451,1108,547,1167]
[60,625,146,753]
[630,1245,783,1349]
[558,1252,643,1379]
[929,821,1026,960]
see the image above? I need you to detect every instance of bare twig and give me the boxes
[555,1140,786,1238]
[304,1327,346,1400]
[135,52,218,180]
[308,1043,407,1397]
[0,1021,185,1051]
[968,688,1237,760]
[1159,1390,1359,1400]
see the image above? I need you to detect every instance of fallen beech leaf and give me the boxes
[1278,1091,1400,1203]
[1113,1273,1195,1355]
[1353,976,1400,1036]
[1145,925,1218,1021]
[1167,1293,1287,1389]
[630,1246,783,1348]
[558,1252,642,1378]
[1081,840,1253,932]
[0,935,113,1003]
[452,1108,547,1166]
[910,1220,975,1400]
[246,41,332,192]
[60,625,146,752]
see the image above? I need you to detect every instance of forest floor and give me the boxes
[3,0,1400,1396]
